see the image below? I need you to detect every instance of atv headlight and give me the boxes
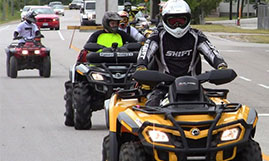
[148,130,169,142]
[22,50,28,55]
[221,127,240,141]
[34,50,40,54]
[91,72,104,80]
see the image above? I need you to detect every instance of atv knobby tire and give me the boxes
[102,135,110,161]
[119,141,148,161]
[64,81,74,126]
[6,56,10,77]
[73,82,92,130]
[234,139,262,161]
[41,56,51,77]
[10,56,18,78]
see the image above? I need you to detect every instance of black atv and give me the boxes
[64,42,141,130]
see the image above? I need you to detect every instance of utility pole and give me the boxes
[11,0,14,16]
[229,0,232,20]
[1,0,5,21]
[237,0,240,25]
[150,0,160,21]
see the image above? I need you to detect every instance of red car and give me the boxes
[30,6,60,30]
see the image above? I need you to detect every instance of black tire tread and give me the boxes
[102,135,109,161]
[64,81,74,126]
[10,56,18,78]
[234,139,262,161]
[73,82,92,130]
[42,56,51,77]
[119,141,148,161]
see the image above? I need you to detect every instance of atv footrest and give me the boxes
[117,88,145,99]
[204,88,229,99]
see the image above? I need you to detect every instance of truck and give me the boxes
[80,0,96,26]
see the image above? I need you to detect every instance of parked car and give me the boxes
[48,1,63,7]
[20,5,35,21]
[69,0,83,10]
[80,0,96,26]
[29,6,60,30]
[52,5,65,16]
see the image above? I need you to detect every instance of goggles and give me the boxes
[120,17,129,24]
[165,14,190,29]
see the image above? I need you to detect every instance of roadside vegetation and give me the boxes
[193,24,269,44]
[0,11,20,24]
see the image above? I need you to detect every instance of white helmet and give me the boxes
[162,0,191,38]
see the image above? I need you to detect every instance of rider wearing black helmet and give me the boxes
[123,2,136,24]
[13,11,41,45]
[77,11,137,62]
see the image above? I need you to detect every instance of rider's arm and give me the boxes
[117,30,137,43]
[13,31,19,39]
[130,26,146,42]
[33,23,40,36]
[137,35,159,68]
[195,29,228,69]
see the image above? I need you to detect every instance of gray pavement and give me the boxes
[206,17,258,30]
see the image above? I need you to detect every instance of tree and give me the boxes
[186,0,222,24]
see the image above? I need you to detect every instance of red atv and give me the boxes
[5,36,51,78]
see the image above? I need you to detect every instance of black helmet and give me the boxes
[102,11,122,33]
[124,2,132,12]
[25,11,37,23]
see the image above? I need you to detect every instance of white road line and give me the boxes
[0,26,9,31]
[239,76,252,82]
[267,70,269,73]
[265,50,269,52]
[258,114,269,117]
[57,30,65,40]
[258,84,269,89]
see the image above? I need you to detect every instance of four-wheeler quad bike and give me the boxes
[64,42,142,130]
[102,69,262,161]
[5,36,51,78]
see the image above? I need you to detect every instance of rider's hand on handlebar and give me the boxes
[136,65,151,90]
[217,63,227,70]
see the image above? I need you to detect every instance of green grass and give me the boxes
[192,24,269,34]
[205,16,256,21]
[0,11,21,24]
[192,24,269,43]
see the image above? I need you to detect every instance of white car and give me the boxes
[20,5,35,21]
[52,5,65,16]
[80,0,96,26]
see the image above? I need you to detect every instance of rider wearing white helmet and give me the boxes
[137,0,228,106]
[14,11,41,44]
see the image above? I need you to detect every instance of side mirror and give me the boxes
[20,9,23,12]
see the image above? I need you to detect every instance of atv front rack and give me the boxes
[133,102,241,115]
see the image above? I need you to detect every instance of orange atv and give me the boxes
[102,69,262,161]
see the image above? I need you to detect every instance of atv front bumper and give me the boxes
[139,119,254,161]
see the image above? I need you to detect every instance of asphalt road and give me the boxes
[0,10,269,161]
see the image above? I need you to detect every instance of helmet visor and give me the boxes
[120,17,128,23]
[164,14,191,29]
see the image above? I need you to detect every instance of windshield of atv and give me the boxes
[86,3,95,10]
